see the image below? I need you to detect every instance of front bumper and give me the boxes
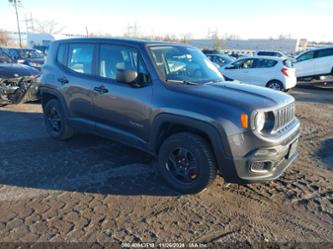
[218,118,301,184]
[231,135,299,183]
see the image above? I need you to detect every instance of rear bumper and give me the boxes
[284,77,297,90]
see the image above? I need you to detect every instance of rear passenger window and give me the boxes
[255,59,278,68]
[316,48,333,58]
[99,44,149,82]
[67,44,94,74]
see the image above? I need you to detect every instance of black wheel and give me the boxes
[43,99,74,140]
[158,132,217,194]
[266,80,284,91]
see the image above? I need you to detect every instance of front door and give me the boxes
[295,51,315,77]
[92,44,153,144]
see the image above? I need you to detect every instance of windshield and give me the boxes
[13,49,44,59]
[149,46,224,84]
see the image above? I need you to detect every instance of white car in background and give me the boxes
[220,56,296,91]
[294,46,333,80]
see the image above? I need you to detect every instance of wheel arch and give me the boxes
[39,87,70,117]
[150,113,234,176]
[266,79,284,90]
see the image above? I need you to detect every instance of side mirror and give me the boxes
[116,69,138,85]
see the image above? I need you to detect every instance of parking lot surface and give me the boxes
[0,87,332,244]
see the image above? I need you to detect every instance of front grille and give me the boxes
[274,103,295,131]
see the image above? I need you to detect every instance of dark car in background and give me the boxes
[206,54,235,68]
[4,48,45,71]
[0,50,40,106]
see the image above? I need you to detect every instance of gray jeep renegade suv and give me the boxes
[39,38,300,194]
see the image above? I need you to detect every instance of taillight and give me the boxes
[281,67,289,77]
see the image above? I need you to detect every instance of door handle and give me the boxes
[57,77,69,85]
[94,85,109,94]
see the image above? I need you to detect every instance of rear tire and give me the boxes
[158,132,217,194]
[43,99,74,140]
[266,80,284,91]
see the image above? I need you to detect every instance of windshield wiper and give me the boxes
[165,79,199,85]
[201,79,225,84]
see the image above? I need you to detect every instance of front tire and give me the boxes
[266,80,284,91]
[43,99,74,140]
[158,132,217,194]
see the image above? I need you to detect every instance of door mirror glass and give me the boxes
[116,69,138,85]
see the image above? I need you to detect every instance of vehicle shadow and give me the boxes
[316,138,333,170]
[0,109,179,196]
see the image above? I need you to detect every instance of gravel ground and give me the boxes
[0,87,332,247]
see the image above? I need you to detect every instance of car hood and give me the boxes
[177,81,294,111]
[0,63,40,78]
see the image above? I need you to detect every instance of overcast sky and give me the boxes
[1,0,333,41]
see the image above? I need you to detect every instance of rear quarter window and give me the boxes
[316,48,333,58]
[283,59,294,68]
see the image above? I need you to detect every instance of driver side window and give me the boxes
[99,44,150,83]
[297,51,314,62]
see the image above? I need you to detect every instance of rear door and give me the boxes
[295,51,315,77]
[58,43,97,125]
[250,58,279,86]
[313,48,333,75]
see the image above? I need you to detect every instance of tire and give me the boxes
[158,132,217,194]
[266,80,284,91]
[43,99,74,140]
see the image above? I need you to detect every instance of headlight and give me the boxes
[255,112,266,131]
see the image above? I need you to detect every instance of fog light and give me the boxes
[249,161,272,173]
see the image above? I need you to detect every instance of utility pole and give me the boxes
[9,0,22,48]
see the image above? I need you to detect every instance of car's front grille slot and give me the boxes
[274,103,295,131]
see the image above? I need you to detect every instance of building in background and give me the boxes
[192,38,307,54]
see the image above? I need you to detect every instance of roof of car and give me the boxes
[296,45,333,57]
[206,53,233,57]
[256,50,283,53]
[236,55,285,61]
[53,37,189,47]
[309,45,333,51]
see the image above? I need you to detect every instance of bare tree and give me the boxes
[0,30,11,46]
[32,19,64,34]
